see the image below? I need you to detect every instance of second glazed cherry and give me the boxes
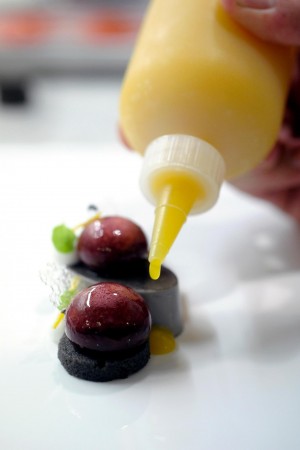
[77,216,148,273]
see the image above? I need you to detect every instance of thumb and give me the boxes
[221,0,300,46]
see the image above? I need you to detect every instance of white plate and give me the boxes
[1,144,300,450]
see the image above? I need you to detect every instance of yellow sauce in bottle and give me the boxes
[120,0,295,278]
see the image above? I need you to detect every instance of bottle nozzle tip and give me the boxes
[149,259,161,280]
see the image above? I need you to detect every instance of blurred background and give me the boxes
[0,0,148,143]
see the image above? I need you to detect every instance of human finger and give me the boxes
[221,0,300,46]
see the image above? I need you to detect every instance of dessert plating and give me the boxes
[58,282,151,382]
[42,209,182,381]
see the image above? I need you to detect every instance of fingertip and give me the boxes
[117,124,133,150]
[220,0,234,12]
[219,0,300,45]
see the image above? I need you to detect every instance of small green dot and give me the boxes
[52,224,76,254]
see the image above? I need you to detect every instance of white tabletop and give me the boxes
[1,143,300,450]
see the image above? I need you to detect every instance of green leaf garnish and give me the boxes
[52,224,76,253]
[58,289,77,311]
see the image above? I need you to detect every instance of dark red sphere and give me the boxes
[65,282,151,352]
[77,216,148,273]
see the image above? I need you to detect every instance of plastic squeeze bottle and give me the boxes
[119,0,294,280]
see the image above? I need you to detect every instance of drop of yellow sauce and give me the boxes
[150,326,176,355]
[149,259,161,280]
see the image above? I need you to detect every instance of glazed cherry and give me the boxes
[65,282,151,352]
[77,216,148,273]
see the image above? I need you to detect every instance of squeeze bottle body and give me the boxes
[119,0,294,279]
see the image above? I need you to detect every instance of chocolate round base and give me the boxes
[58,334,150,382]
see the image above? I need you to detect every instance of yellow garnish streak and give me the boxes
[52,276,80,329]
[70,275,80,291]
[72,212,101,231]
[150,326,176,355]
[52,312,65,329]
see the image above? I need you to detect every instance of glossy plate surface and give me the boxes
[1,144,300,450]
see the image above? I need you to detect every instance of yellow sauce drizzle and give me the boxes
[52,312,65,329]
[70,275,80,291]
[72,212,101,231]
[150,326,176,355]
[52,276,80,329]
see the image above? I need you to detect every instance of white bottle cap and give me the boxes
[140,134,226,214]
